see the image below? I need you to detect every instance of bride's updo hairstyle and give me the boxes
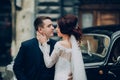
[57,14,82,41]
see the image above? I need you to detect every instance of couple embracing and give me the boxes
[13,14,87,80]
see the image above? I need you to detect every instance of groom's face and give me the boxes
[39,19,54,39]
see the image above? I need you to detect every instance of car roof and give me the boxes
[82,24,120,37]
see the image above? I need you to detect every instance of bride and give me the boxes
[37,14,87,80]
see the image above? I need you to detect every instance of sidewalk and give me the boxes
[0,61,17,80]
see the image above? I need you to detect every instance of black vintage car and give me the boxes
[81,25,120,80]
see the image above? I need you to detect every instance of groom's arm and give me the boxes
[13,43,28,80]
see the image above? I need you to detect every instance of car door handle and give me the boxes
[108,71,116,78]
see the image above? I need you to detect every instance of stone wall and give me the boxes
[12,0,35,57]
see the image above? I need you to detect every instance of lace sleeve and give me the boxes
[42,42,61,68]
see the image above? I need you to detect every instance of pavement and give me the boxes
[0,61,17,80]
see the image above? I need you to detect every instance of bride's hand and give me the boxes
[36,31,47,44]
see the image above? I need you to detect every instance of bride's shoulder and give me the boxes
[55,41,62,46]
[54,41,64,49]
[55,41,64,46]
[55,41,71,49]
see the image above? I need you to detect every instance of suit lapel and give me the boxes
[34,38,43,55]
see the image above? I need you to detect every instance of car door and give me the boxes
[107,37,120,80]
[85,64,109,80]
[81,34,110,80]
[107,63,120,80]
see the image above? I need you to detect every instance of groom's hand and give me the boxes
[68,72,73,80]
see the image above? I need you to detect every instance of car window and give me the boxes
[80,34,110,63]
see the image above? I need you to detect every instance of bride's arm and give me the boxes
[42,42,60,68]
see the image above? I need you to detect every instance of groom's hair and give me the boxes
[34,16,52,31]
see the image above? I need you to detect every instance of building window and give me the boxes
[82,13,93,28]
[97,12,119,26]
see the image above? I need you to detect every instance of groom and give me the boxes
[13,16,56,80]
[13,16,72,80]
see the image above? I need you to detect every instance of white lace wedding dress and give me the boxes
[42,35,87,80]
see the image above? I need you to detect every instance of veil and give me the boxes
[70,35,87,80]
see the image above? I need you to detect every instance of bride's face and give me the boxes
[56,26,63,37]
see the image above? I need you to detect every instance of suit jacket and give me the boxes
[13,38,56,80]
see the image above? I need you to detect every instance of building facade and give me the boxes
[79,0,120,28]
[0,0,120,57]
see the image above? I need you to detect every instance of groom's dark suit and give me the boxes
[13,38,56,80]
